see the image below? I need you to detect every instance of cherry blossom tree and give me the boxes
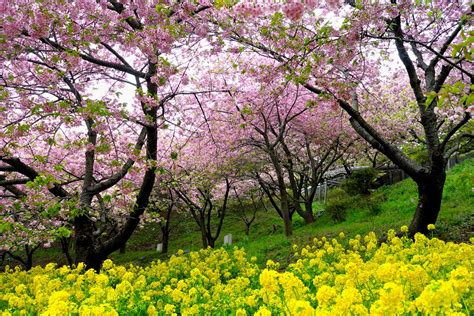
[0,1,470,274]
[219,0,473,235]
[231,179,265,236]
[220,61,354,235]
[180,50,357,236]
[169,135,237,249]
[0,0,215,269]
[147,174,181,254]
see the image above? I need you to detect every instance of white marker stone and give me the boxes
[224,234,232,245]
[156,243,163,252]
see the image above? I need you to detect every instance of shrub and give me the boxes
[325,188,353,223]
[342,167,383,195]
[367,193,387,216]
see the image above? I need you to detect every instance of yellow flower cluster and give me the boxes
[0,230,472,315]
[288,231,473,315]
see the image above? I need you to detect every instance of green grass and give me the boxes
[109,158,473,267]
[3,159,473,269]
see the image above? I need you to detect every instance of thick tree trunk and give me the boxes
[119,243,126,254]
[85,253,104,272]
[24,245,34,271]
[74,213,95,267]
[207,237,216,248]
[410,172,446,236]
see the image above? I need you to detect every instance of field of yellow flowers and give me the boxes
[1,228,472,315]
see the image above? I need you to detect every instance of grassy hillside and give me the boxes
[109,158,473,267]
[3,159,473,269]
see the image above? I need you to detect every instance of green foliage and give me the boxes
[42,203,62,218]
[341,167,382,195]
[325,188,352,223]
[214,0,238,9]
[367,193,387,216]
[0,220,14,234]
[79,99,110,117]
[53,227,72,238]
[25,173,59,190]
[451,28,473,60]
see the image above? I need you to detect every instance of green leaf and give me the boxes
[53,164,63,172]
[0,221,14,233]
[43,202,62,218]
[425,91,437,107]
[54,227,72,238]
[241,105,252,115]
[270,12,284,27]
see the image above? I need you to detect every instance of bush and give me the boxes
[342,167,383,195]
[325,188,353,223]
[367,193,387,216]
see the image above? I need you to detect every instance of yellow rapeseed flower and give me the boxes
[0,230,471,315]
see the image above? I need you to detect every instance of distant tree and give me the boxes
[231,180,264,236]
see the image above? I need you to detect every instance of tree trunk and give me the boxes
[119,243,126,254]
[25,245,33,271]
[410,172,446,236]
[208,237,216,248]
[282,207,293,236]
[200,224,208,248]
[60,237,74,266]
[74,213,95,266]
[161,229,169,254]
[267,144,293,236]
[73,204,110,271]
[301,210,315,224]
[293,200,315,224]
[85,253,104,272]
[245,224,250,236]
[160,202,173,254]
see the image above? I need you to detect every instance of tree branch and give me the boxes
[428,21,466,70]
[39,38,148,78]
[390,15,426,106]
[89,126,147,194]
[0,157,69,198]
[440,112,472,153]
[0,178,30,186]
